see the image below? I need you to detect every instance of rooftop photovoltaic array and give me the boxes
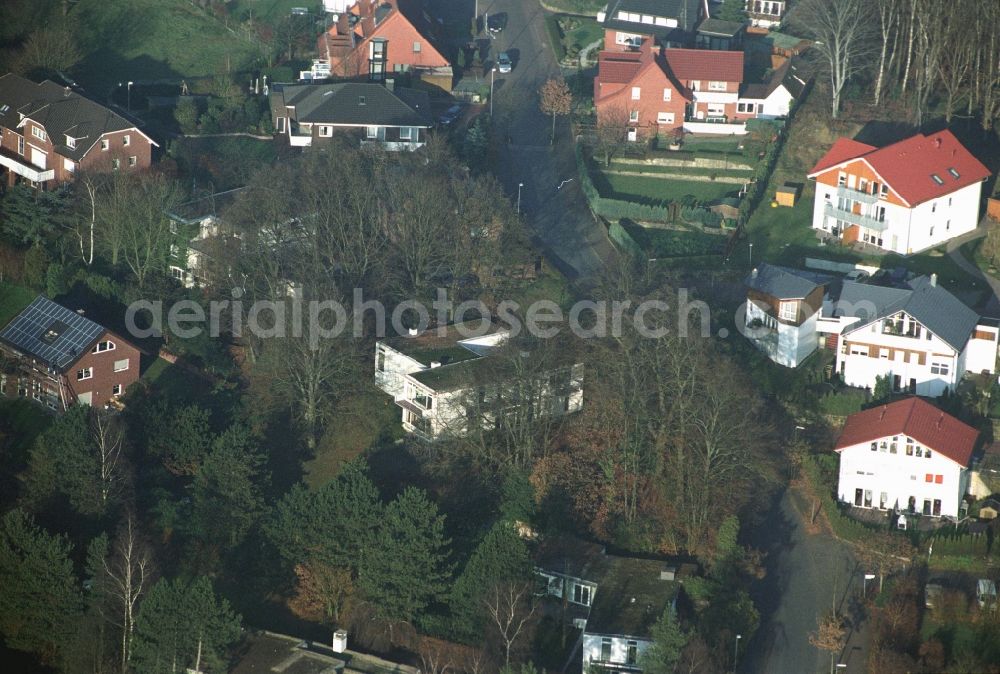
[0,296,104,371]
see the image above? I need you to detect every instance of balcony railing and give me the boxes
[0,147,55,182]
[824,202,889,232]
[685,114,729,123]
[836,185,879,205]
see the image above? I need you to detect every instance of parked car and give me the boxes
[488,13,507,34]
[845,269,870,282]
[438,104,463,126]
[497,52,512,74]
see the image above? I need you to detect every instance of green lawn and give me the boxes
[542,0,604,14]
[556,15,603,58]
[0,282,36,327]
[72,0,260,94]
[229,0,311,24]
[596,172,740,205]
[608,163,753,179]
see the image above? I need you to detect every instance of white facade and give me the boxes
[837,435,968,518]
[811,176,983,254]
[582,633,649,672]
[745,299,818,367]
[833,314,998,396]
[740,84,794,119]
[745,0,785,28]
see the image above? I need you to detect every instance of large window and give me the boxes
[399,126,413,141]
[92,340,116,353]
[366,126,378,139]
[656,112,674,124]
[631,86,641,100]
[113,359,129,372]
[77,367,93,381]
[32,126,46,141]
[778,301,797,321]
[572,583,592,606]
[708,80,727,91]
[600,638,612,662]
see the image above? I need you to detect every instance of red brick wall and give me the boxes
[79,130,153,174]
[66,330,141,409]
[596,61,687,138]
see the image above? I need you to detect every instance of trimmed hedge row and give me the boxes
[577,144,674,222]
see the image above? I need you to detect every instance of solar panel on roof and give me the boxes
[0,296,105,371]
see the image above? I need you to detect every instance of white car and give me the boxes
[497,52,512,74]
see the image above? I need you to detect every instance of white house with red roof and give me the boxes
[807,130,991,254]
[835,397,979,518]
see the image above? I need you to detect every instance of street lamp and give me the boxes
[748,241,753,269]
[734,634,741,672]
[863,572,876,597]
[127,81,133,112]
[517,182,524,215]
[490,66,497,117]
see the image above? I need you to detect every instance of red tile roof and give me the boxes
[834,397,978,467]
[808,131,990,206]
[596,51,645,84]
[808,138,876,175]
[663,48,743,83]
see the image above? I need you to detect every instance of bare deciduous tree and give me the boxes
[483,581,537,667]
[539,78,572,144]
[90,410,125,508]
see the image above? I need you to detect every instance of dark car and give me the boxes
[438,104,463,126]
[488,12,507,34]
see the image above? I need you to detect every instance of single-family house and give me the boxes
[270,81,432,149]
[745,0,786,29]
[533,536,687,673]
[807,130,991,254]
[663,48,747,133]
[0,73,157,189]
[0,296,141,411]
[738,59,807,118]
[316,0,451,90]
[374,323,584,440]
[825,275,998,397]
[834,397,979,518]
[166,188,247,288]
[694,18,745,51]
[597,0,709,50]
[744,264,831,367]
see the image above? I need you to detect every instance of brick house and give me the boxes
[0,73,157,189]
[0,296,141,411]
[317,0,451,90]
[807,130,991,253]
[594,44,746,139]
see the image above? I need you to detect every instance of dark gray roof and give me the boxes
[168,187,249,225]
[584,557,679,638]
[745,263,830,299]
[835,277,980,352]
[272,82,433,128]
[602,0,703,38]
[0,73,146,161]
[741,60,808,100]
[0,296,105,371]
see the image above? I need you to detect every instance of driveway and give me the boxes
[740,489,868,674]
[444,0,616,284]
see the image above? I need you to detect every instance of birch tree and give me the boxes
[483,581,536,667]
[791,0,876,118]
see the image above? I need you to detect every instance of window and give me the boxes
[358,95,366,106]
[413,41,421,52]
[112,158,120,170]
[880,183,889,196]
[66,135,75,149]
[663,87,672,101]
[656,112,675,124]
[870,442,877,451]
[17,136,24,155]
[626,641,638,665]
[926,450,932,458]
[101,139,110,151]
[916,446,923,457]
[601,638,612,662]
[92,340,116,353]
[399,126,412,141]
[930,362,950,375]
[708,80,727,91]
[629,109,639,122]
[276,117,286,133]
[318,125,332,137]
[931,173,944,185]
[707,103,725,117]
[837,172,847,186]
[113,359,129,372]
[123,134,130,146]
[932,202,936,213]
[77,367,93,381]
[128,156,136,167]
[64,158,75,173]
[948,167,960,179]
[779,301,796,321]
[935,474,943,484]
[112,383,122,396]
[631,86,641,100]
[690,80,700,91]
[572,583,592,606]
[366,126,378,139]
[925,474,933,483]
[32,125,46,141]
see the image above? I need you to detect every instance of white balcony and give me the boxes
[0,150,55,182]
[824,202,889,232]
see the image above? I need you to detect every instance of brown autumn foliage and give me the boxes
[288,561,356,627]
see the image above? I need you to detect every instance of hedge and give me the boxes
[576,143,674,222]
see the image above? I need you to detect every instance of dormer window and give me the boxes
[66,135,76,149]
[359,95,366,105]
[0,104,9,114]
[31,126,47,141]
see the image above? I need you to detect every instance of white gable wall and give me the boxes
[582,633,650,671]
[837,436,968,517]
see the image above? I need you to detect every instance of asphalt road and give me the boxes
[741,489,868,674]
[466,0,616,283]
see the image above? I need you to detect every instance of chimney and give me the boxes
[430,360,441,368]
[332,629,348,654]
[934,136,942,148]
[407,327,419,336]
[930,273,937,287]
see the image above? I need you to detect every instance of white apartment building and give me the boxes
[835,397,979,518]
[374,323,584,440]
[825,275,998,397]
[807,131,990,254]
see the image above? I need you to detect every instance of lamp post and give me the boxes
[748,241,753,269]
[863,573,876,597]
[517,182,524,215]
[490,66,497,117]
[127,81,133,112]
[734,633,741,673]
